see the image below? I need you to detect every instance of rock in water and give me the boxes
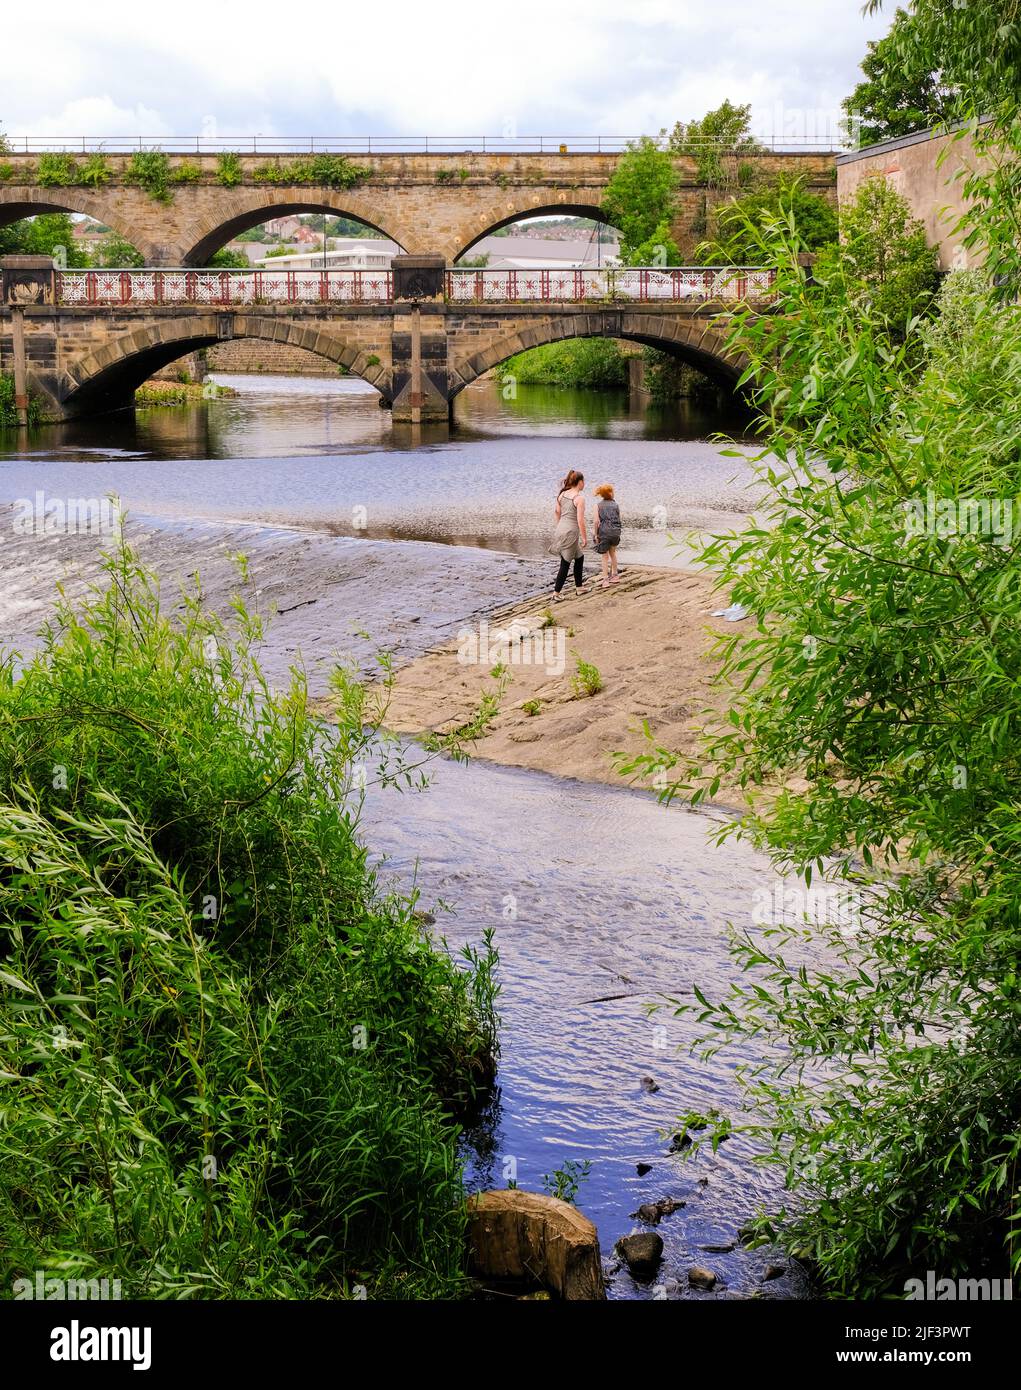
[636,1162,653,1176]
[467,1190,605,1300]
[616,1232,664,1279]
[688,1266,718,1290]
[640,1075,660,1093]
[763,1263,786,1282]
[629,1197,686,1224]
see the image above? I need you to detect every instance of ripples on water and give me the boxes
[362,756,818,1301]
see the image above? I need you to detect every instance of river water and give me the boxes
[0,375,764,565]
[0,374,813,1300]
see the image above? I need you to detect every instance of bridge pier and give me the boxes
[389,256,451,424]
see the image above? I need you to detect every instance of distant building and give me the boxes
[253,232,621,273]
[262,215,305,239]
[468,233,620,270]
[254,238,399,271]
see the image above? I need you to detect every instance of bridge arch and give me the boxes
[61,315,391,417]
[179,189,415,266]
[0,188,151,262]
[451,198,614,264]
[448,311,746,398]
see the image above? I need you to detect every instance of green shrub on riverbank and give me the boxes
[134,380,236,407]
[497,338,629,390]
[0,543,498,1297]
[621,174,1021,1293]
[0,373,41,428]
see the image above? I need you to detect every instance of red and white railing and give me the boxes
[445,266,776,302]
[56,268,393,306]
[54,266,776,307]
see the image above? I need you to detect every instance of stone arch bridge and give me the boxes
[0,148,835,265]
[1,257,773,423]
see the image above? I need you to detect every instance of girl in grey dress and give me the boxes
[551,470,588,598]
[594,483,622,586]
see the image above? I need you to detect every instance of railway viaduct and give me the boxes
[0,148,835,265]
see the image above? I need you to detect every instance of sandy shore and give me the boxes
[377,566,737,791]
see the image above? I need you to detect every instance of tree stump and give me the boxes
[466,1190,606,1300]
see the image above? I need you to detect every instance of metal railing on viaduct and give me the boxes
[54,266,777,306]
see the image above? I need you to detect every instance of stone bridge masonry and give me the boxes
[0,149,836,266]
[0,256,756,425]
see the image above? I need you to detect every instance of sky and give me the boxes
[1,0,893,147]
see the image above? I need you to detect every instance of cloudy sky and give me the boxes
[2,0,892,146]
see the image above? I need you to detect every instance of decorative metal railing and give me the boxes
[54,266,776,307]
[56,269,393,306]
[445,267,777,302]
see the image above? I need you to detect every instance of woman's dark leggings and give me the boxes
[555,556,585,592]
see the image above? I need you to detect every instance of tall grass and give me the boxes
[0,541,498,1298]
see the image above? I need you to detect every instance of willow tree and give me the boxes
[619,4,1021,1294]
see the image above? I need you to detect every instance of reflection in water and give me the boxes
[0,375,763,566]
[0,373,753,462]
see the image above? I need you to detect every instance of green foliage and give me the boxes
[35,153,80,187]
[171,160,202,185]
[217,152,243,187]
[125,150,173,203]
[521,699,541,718]
[541,1159,591,1205]
[619,171,1021,1296]
[0,163,14,182]
[251,155,369,189]
[641,348,719,404]
[207,248,251,269]
[571,658,604,698]
[498,338,628,389]
[707,176,838,265]
[868,0,1021,292]
[80,153,112,189]
[91,233,145,268]
[0,213,89,266]
[842,6,956,146]
[833,175,940,334]
[602,136,680,265]
[0,373,41,428]
[867,0,1019,127]
[0,543,500,1297]
[665,99,764,188]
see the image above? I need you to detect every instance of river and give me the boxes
[0,373,812,1300]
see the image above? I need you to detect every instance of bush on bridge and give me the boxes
[217,151,243,187]
[250,154,371,190]
[34,153,112,189]
[0,540,499,1297]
